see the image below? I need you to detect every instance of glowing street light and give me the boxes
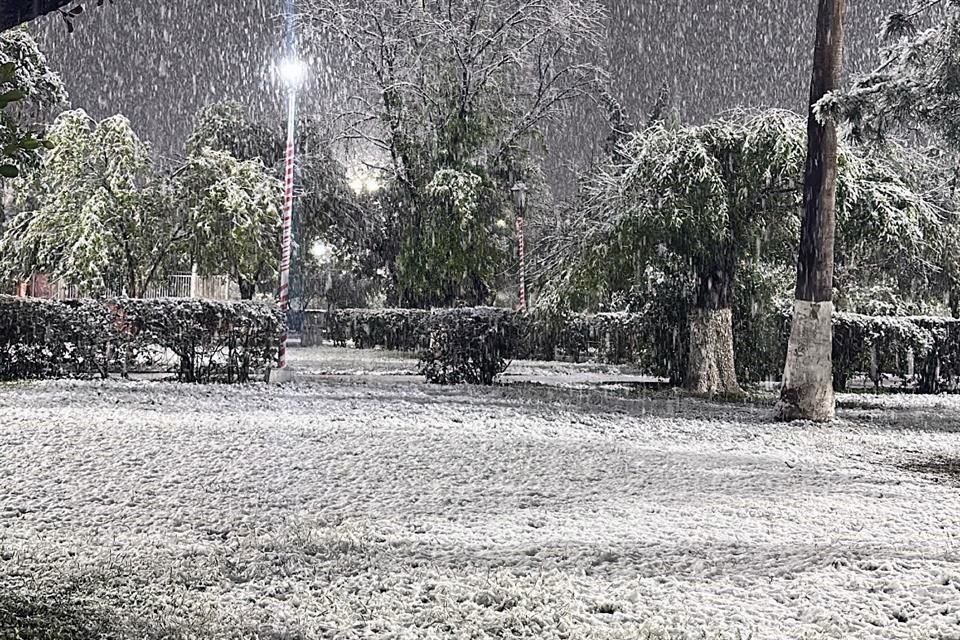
[278,57,308,90]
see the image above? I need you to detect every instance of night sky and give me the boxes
[30,0,903,174]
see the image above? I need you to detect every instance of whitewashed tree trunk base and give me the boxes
[686,308,741,396]
[778,299,835,422]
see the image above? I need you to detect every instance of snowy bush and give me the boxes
[908,316,960,393]
[325,308,433,350]
[0,296,283,383]
[0,296,116,379]
[318,307,651,368]
[524,311,649,367]
[308,305,960,392]
[418,308,522,385]
[831,313,933,391]
[117,299,284,383]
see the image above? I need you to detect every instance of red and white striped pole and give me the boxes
[512,181,528,313]
[278,89,296,369]
[516,215,527,312]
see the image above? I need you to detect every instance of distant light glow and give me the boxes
[348,166,382,194]
[278,58,308,89]
[311,241,333,263]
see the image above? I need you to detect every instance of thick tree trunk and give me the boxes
[686,254,741,396]
[239,280,256,300]
[778,0,846,422]
[687,308,740,395]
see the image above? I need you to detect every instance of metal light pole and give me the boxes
[276,0,305,373]
[512,182,528,312]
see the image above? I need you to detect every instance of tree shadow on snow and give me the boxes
[897,455,960,485]
[0,585,117,640]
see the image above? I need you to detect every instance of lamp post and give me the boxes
[511,181,528,312]
[275,0,306,375]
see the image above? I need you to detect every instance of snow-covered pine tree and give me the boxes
[822,1,960,148]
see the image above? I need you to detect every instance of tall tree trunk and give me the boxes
[686,247,741,396]
[778,0,846,422]
[239,279,256,300]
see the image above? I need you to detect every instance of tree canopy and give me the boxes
[544,110,941,308]
[304,0,607,307]
[175,147,282,299]
[0,110,181,297]
[0,29,67,180]
[536,109,944,391]
[0,108,282,299]
[823,1,960,149]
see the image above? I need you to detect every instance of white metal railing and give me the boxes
[32,273,237,300]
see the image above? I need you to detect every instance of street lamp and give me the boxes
[274,0,306,379]
[278,57,307,90]
[511,181,528,313]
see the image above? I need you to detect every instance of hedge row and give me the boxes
[303,308,652,364]
[304,307,960,391]
[0,296,284,383]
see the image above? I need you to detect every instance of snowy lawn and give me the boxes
[1,371,959,639]
[286,345,665,389]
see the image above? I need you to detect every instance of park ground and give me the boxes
[0,348,959,639]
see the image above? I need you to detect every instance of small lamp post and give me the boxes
[511,181,528,312]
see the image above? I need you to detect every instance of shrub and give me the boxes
[908,316,960,393]
[118,298,284,382]
[0,297,117,379]
[0,296,283,383]
[831,312,933,391]
[522,311,644,365]
[321,308,433,350]
[418,308,523,385]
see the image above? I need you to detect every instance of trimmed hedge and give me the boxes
[419,308,522,385]
[0,296,284,383]
[830,312,932,391]
[304,306,960,392]
[907,316,960,393]
[304,308,651,366]
[332,308,433,351]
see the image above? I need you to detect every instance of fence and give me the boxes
[17,273,238,301]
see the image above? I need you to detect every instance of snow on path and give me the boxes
[0,379,958,639]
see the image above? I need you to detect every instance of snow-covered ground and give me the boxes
[1,354,959,639]
[287,345,666,389]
